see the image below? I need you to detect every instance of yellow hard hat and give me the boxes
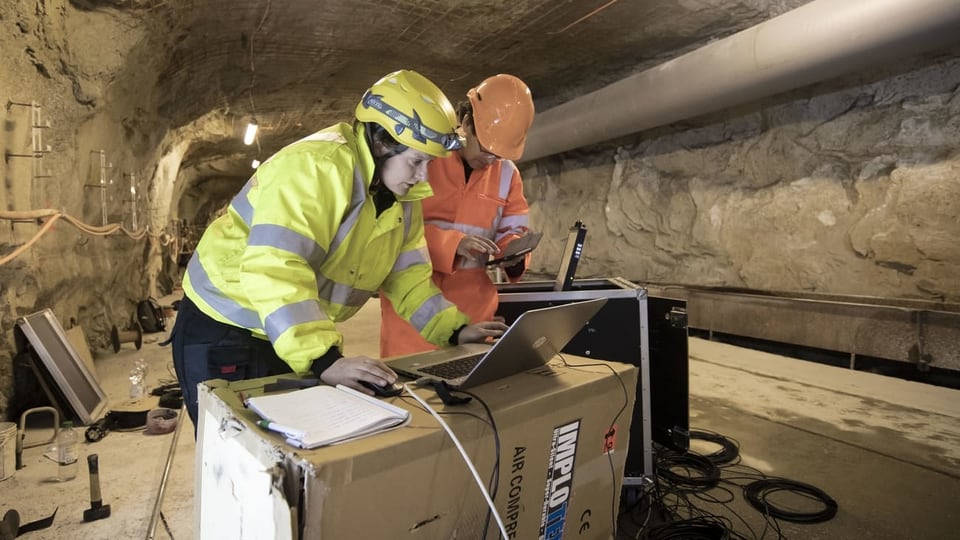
[467,74,535,161]
[356,70,462,158]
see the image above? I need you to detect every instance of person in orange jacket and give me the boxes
[379,74,536,357]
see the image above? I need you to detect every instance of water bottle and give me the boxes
[57,420,79,481]
[129,358,148,399]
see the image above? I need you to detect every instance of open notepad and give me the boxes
[245,384,410,449]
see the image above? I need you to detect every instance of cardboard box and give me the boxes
[196,355,637,539]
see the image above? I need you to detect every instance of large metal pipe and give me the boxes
[520,0,960,162]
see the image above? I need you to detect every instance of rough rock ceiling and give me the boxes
[136,0,811,168]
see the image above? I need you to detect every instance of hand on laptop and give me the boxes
[457,321,509,344]
[320,356,398,395]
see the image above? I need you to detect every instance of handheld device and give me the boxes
[485,231,542,266]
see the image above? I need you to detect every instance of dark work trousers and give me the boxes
[171,295,293,436]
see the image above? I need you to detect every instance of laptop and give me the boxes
[386,298,607,389]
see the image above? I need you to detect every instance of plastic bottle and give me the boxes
[129,358,148,399]
[56,420,79,481]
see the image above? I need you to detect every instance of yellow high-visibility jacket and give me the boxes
[183,122,470,373]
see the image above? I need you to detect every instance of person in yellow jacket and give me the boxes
[379,74,536,357]
[171,70,508,428]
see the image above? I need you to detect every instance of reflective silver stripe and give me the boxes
[491,162,515,229]
[186,255,262,329]
[408,293,454,332]
[498,161,515,199]
[248,224,327,270]
[497,214,529,232]
[316,274,375,307]
[489,162,516,231]
[330,166,367,255]
[263,299,326,343]
[230,177,256,227]
[392,246,429,273]
[424,219,492,238]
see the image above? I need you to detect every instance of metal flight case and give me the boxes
[496,277,689,483]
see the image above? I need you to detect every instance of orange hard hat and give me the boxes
[467,74,535,161]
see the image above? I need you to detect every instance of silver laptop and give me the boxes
[386,298,607,389]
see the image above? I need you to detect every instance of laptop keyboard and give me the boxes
[418,355,483,380]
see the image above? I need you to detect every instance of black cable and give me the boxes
[160,510,175,539]
[557,353,631,540]
[689,430,740,466]
[641,518,729,540]
[656,452,721,491]
[623,428,840,540]
[398,395,492,427]
[453,388,502,540]
[398,392,502,536]
[743,478,838,523]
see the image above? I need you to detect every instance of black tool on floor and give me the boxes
[0,508,58,539]
[83,454,111,522]
[85,410,150,442]
[85,413,118,442]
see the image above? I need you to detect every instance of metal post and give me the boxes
[125,172,138,230]
[84,150,111,225]
[5,100,53,209]
[145,405,186,540]
[99,151,107,226]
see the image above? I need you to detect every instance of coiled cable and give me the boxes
[642,519,729,539]
[689,430,740,465]
[655,452,721,491]
[743,478,838,523]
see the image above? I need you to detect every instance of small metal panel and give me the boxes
[15,309,108,425]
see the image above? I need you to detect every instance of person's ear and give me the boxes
[461,113,475,136]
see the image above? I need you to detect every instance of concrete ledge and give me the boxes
[690,337,960,418]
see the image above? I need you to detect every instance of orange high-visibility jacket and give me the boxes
[379,153,531,357]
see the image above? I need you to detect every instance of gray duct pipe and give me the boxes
[520,0,960,162]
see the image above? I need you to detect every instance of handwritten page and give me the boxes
[246,384,410,449]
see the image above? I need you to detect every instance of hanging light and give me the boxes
[251,159,261,169]
[243,120,259,145]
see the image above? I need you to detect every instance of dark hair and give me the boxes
[366,122,408,158]
[361,122,407,195]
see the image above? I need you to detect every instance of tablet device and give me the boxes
[486,231,542,266]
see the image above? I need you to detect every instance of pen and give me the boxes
[256,420,304,439]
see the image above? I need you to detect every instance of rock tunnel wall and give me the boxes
[0,1,179,418]
[521,56,960,304]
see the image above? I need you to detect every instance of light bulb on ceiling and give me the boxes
[252,159,261,169]
[243,120,259,145]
